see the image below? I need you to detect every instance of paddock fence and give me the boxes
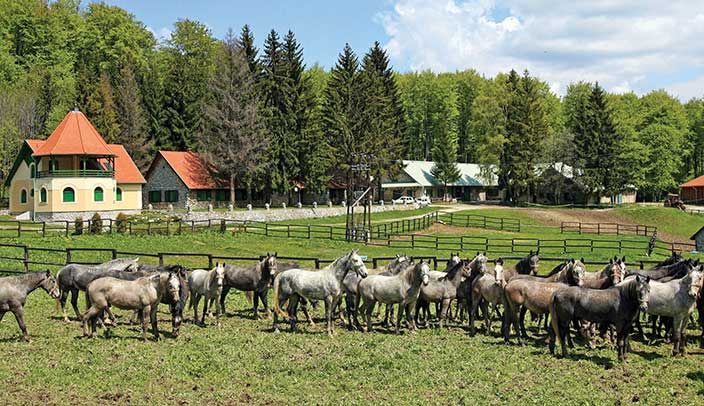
[560,221,657,236]
[0,241,673,275]
[437,212,521,232]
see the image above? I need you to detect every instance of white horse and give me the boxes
[188,263,226,327]
[641,266,704,355]
[272,250,368,336]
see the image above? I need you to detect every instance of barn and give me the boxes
[680,175,704,204]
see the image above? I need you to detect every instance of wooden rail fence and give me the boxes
[560,221,657,236]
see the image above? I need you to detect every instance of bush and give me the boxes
[90,213,102,234]
[115,212,129,234]
[74,217,83,235]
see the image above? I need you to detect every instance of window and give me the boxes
[50,159,59,171]
[165,190,179,202]
[196,190,211,201]
[30,189,34,198]
[115,187,123,202]
[148,190,162,203]
[94,187,104,202]
[30,164,35,178]
[40,188,47,203]
[20,189,27,204]
[62,187,75,203]
[215,189,228,202]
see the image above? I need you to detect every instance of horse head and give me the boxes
[687,265,704,298]
[568,258,586,287]
[528,251,540,275]
[418,260,430,286]
[606,257,625,285]
[634,274,650,312]
[215,262,225,287]
[167,271,181,302]
[347,250,368,278]
[39,270,60,299]
[448,252,461,268]
[494,259,506,288]
[472,252,488,274]
[265,253,278,275]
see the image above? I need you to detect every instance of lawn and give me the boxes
[0,206,702,404]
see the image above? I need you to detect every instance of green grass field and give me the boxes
[0,205,703,404]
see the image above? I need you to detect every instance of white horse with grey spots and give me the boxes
[188,263,226,327]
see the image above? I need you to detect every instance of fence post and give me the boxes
[315,259,320,269]
[66,249,72,265]
[208,254,213,269]
[597,223,601,235]
[500,218,504,230]
[129,222,132,235]
[460,236,465,251]
[329,226,333,240]
[220,219,226,233]
[563,240,567,254]
[373,258,378,269]
[158,253,164,266]
[517,220,521,233]
[640,261,644,270]
[511,239,515,253]
[579,222,582,234]
[287,225,290,238]
[166,219,170,235]
[590,240,594,252]
[23,245,29,272]
[411,234,415,248]
[147,222,151,235]
[265,223,269,237]
[65,221,69,237]
[41,221,46,237]
[307,225,311,239]
[16,221,20,238]
[191,220,195,232]
[111,249,117,260]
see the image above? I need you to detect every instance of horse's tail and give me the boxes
[272,274,288,319]
[549,294,561,351]
[245,291,254,305]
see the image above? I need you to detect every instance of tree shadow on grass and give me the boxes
[629,349,663,361]
[532,349,615,368]
[686,371,704,395]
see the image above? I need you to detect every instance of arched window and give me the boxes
[29,164,35,178]
[94,187,104,202]
[30,189,34,198]
[62,187,75,203]
[20,189,27,204]
[40,188,47,203]
[115,187,123,202]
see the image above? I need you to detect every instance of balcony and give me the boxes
[35,169,114,178]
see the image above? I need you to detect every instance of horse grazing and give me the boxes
[356,260,430,334]
[56,258,139,321]
[218,254,278,319]
[0,270,59,342]
[83,272,180,340]
[188,263,226,327]
[502,259,585,344]
[417,254,487,328]
[642,266,704,355]
[469,258,507,335]
[273,250,368,336]
[549,275,650,361]
[341,254,409,331]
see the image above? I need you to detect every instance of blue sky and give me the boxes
[95,0,704,100]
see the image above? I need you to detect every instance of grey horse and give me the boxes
[218,254,278,319]
[57,258,139,321]
[272,250,368,336]
[356,260,431,334]
[0,270,60,341]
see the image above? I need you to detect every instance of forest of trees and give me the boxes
[1,1,703,203]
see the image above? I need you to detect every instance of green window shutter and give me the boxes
[165,190,178,202]
[149,190,161,203]
[116,188,123,201]
[216,189,228,201]
[20,190,27,204]
[94,187,104,202]
[62,188,75,203]
[196,190,211,201]
[40,188,47,203]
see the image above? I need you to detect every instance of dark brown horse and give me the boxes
[549,275,650,361]
[218,254,278,319]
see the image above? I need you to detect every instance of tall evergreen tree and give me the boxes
[260,29,296,196]
[86,72,120,143]
[116,62,152,171]
[203,29,267,206]
[238,25,260,77]
[430,128,460,201]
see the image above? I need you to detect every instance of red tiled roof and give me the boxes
[33,110,115,156]
[26,139,46,152]
[157,151,221,189]
[681,175,704,188]
[105,145,146,184]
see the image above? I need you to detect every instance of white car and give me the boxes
[393,196,415,205]
[416,196,431,206]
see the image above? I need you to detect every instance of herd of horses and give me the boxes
[0,249,703,362]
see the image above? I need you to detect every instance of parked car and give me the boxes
[416,195,431,207]
[393,196,415,205]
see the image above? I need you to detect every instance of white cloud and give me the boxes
[378,0,704,95]
[147,26,173,42]
[667,75,704,102]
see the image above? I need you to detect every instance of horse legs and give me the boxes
[395,302,404,334]
[300,301,315,326]
[518,306,529,339]
[345,293,356,331]
[70,289,81,320]
[363,299,375,333]
[138,307,148,341]
[469,293,481,336]
[481,300,492,335]
[191,293,202,325]
[10,306,29,342]
[260,290,271,319]
[287,295,300,333]
[219,286,230,315]
[150,305,160,341]
[406,302,417,332]
[383,304,393,328]
[59,289,70,322]
[272,291,290,333]
[82,305,103,338]
[324,296,335,337]
[215,289,223,327]
[438,299,451,329]
[252,291,260,320]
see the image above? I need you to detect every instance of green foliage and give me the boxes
[89,212,103,234]
[115,212,129,234]
[430,130,460,200]
[73,216,83,235]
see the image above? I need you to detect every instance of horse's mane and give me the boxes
[444,260,464,280]
[546,262,567,277]
[5,271,48,282]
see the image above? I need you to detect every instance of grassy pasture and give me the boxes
[0,205,702,404]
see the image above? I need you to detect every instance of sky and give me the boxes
[95,0,704,100]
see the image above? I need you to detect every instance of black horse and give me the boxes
[549,275,650,361]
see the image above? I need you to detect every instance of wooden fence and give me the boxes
[0,241,669,274]
[560,221,657,236]
[438,212,521,232]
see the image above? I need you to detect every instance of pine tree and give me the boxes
[430,129,460,201]
[116,63,153,171]
[203,29,268,206]
[140,53,169,150]
[238,25,260,77]
[260,30,297,196]
[86,72,120,143]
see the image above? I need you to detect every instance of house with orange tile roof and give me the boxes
[143,150,237,209]
[680,175,704,203]
[4,109,145,219]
